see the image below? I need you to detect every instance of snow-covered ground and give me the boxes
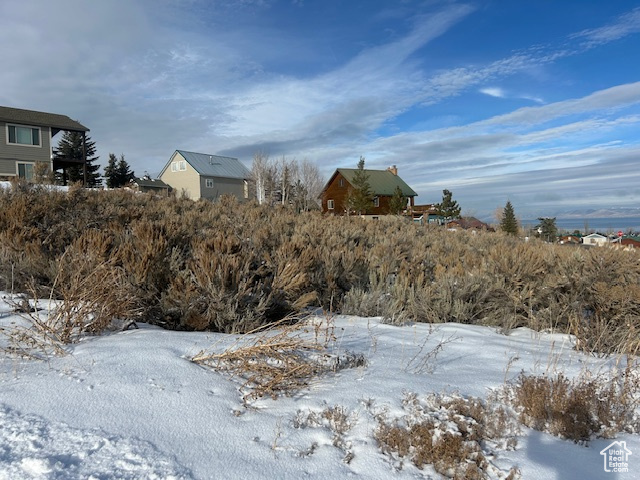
[0,295,637,479]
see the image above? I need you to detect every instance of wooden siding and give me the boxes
[321,172,350,213]
[321,172,414,215]
[159,152,201,199]
[199,176,247,202]
[0,122,52,173]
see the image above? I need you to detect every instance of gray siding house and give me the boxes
[159,150,251,201]
[0,106,89,182]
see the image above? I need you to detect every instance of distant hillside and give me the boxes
[554,207,640,218]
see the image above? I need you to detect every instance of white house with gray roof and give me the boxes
[159,150,251,202]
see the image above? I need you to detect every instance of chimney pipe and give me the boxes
[387,165,398,175]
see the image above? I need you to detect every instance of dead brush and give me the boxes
[293,404,358,463]
[375,391,520,479]
[192,315,364,404]
[505,362,640,443]
[1,251,142,358]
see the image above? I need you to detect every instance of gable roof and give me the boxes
[0,106,89,132]
[448,217,491,229]
[331,168,417,197]
[172,150,250,179]
[132,177,169,189]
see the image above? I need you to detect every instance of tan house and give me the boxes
[0,106,89,182]
[320,165,417,216]
[159,150,251,201]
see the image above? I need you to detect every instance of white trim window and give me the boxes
[327,199,335,210]
[17,162,34,180]
[171,160,188,172]
[7,124,41,147]
[373,197,379,207]
[205,178,214,188]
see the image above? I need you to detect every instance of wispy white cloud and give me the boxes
[479,87,506,98]
[571,7,640,47]
[1,1,639,218]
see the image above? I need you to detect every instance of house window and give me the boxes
[17,163,34,181]
[339,178,344,187]
[243,180,249,199]
[373,197,379,207]
[7,125,40,146]
[206,178,214,188]
[327,199,335,210]
[171,160,187,172]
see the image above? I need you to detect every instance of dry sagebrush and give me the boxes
[375,391,521,479]
[1,185,639,354]
[503,362,640,443]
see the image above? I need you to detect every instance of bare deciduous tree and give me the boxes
[295,159,323,211]
[252,152,270,205]
[252,153,324,210]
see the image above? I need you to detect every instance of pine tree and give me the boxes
[116,155,135,187]
[500,201,518,235]
[104,153,134,188]
[436,189,461,221]
[345,156,372,215]
[104,153,118,188]
[536,217,558,243]
[389,186,407,215]
[53,131,101,186]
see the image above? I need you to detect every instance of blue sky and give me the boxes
[2,0,640,219]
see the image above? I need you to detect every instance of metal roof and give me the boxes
[337,168,418,197]
[132,177,170,189]
[0,106,89,132]
[175,150,251,179]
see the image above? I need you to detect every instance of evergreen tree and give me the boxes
[436,189,461,221]
[116,154,135,187]
[345,156,372,215]
[389,186,407,215]
[104,153,118,188]
[53,131,101,186]
[104,153,134,188]
[500,201,519,235]
[536,217,558,243]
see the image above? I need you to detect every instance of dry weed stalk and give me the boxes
[1,251,142,358]
[192,315,361,404]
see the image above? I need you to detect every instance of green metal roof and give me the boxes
[0,106,89,132]
[337,168,417,197]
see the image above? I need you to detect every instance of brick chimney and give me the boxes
[387,165,398,175]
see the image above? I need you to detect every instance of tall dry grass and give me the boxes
[1,185,639,354]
